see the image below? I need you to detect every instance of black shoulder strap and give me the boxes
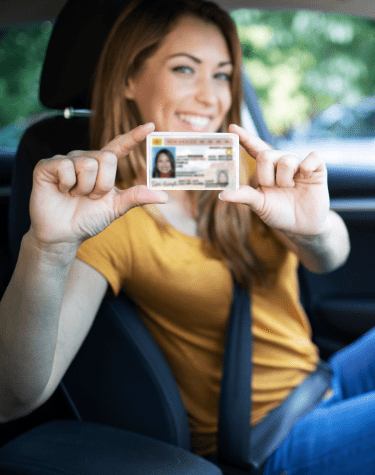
[217,282,252,471]
[217,283,332,475]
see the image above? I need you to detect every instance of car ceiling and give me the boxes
[1,0,375,26]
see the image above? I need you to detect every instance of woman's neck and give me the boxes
[167,191,194,216]
[155,190,197,237]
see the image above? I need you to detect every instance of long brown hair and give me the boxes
[90,0,266,288]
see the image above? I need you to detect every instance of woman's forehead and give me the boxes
[154,15,231,63]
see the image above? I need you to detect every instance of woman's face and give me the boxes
[218,171,228,183]
[156,153,172,174]
[125,15,233,133]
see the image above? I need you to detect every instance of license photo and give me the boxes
[147,132,239,190]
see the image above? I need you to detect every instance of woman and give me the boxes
[1,1,367,474]
[152,149,176,178]
[217,170,228,186]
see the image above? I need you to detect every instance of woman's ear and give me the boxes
[124,78,135,100]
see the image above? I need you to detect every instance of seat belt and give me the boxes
[217,282,252,472]
[217,283,332,475]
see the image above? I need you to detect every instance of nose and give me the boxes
[195,74,217,107]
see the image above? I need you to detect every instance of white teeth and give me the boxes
[177,113,211,128]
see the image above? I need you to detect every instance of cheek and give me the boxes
[222,88,232,114]
[160,77,189,110]
[147,81,182,126]
[134,81,165,121]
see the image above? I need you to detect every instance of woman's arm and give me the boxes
[0,123,169,422]
[273,210,350,274]
[220,124,350,274]
[0,235,108,422]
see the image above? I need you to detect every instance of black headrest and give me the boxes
[40,0,131,110]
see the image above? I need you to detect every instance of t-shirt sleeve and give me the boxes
[76,214,132,297]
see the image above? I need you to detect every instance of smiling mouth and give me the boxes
[176,113,211,129]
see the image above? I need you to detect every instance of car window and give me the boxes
[0,21,58,153]
[231,9,375,165]
[2,11,375,165]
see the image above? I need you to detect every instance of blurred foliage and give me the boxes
[0,21,53,130]
[232,10,375,136]
[1,12,375,140]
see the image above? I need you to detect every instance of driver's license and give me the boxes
[147,132,239,190]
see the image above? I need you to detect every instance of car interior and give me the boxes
[0,0,375,474]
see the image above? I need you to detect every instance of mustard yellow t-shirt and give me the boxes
[76,156,319,456]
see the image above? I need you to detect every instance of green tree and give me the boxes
[0,21,53,129]
[232,10,375,136]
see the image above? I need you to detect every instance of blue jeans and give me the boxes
[264,327,375,475]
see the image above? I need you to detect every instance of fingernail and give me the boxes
[218,193,223,200]
[151,190,170,203]
[89,193,103,200]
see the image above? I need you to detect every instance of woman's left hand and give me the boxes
[220,124,330,237]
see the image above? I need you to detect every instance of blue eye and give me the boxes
[172,66,194,75]
[215,72,231,82]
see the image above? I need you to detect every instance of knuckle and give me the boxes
[116,141,133,157]
[99,150,117,166]
[257,151,271,164]
[277,156,293,169]
[77,157,98,173]
[67,150,84,157]
[34,158,47,172]
[299,163,311,174]
[58,157,75,169]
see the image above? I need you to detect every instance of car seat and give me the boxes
[1,121,226,475]
[5,111,257,475]
[1,1,258,474]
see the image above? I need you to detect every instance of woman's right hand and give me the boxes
[29,122,169,248]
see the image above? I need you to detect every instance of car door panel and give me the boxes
[299,163,375,360]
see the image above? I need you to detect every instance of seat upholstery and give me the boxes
[0,420,221,475]
[62,290,191,448]
[4,115,221,473]
[9,116,191,449]
[3,0,257,471]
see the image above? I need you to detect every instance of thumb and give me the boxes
[114,185,170,215]
[219,185,265,215]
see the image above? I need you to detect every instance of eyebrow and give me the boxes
[168,53,232,68]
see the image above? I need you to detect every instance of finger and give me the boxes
[275,154,300,187]
[70,157,99,197]
[85,151,117,199]
[219,185,265,215]
[102,122,155,159]
[298,151,326,181]
[34,156,77,193]
[115,185,170,215]
[68,150,118,199]
[256,150,278,187]
[228,123,272,157]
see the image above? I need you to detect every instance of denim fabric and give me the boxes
[264,327,375,475]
